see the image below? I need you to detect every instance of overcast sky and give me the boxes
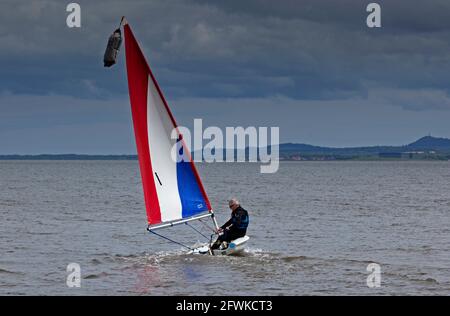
[1,0,450,154]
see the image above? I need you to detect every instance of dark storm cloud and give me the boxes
[194,0,450,32]
[1,0,449,103]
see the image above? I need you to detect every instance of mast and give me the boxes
[211,213,220,231]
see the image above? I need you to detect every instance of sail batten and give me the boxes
[124,24,212,226]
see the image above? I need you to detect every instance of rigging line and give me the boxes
[185,222,210,241]
[198,218,217,233]
[148,229,193,251]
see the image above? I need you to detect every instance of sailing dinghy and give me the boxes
[117,19,249,255]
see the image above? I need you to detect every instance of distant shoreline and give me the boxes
[2,136,450,161]
[0,154,137,160]
[0,155,448,161]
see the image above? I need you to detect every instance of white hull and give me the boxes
[189,235,250,256]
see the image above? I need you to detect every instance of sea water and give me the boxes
[0,160,449,295]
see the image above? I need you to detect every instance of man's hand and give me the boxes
[216,227,224,234]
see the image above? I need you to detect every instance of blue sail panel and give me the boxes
[176,142,209,218]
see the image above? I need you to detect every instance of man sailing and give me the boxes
[211,198,249,250]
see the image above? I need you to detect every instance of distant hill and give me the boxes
[277,136,450,155]
[274,136,450,160]
[406,136,450,151]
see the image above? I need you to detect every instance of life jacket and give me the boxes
[232,207,249,230]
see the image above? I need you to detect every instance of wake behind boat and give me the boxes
[105,18,249,255]
[189,236,250,256]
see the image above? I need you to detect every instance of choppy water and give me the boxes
[0,160,449,295]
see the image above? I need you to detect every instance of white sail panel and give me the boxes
[146,76,183,222]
